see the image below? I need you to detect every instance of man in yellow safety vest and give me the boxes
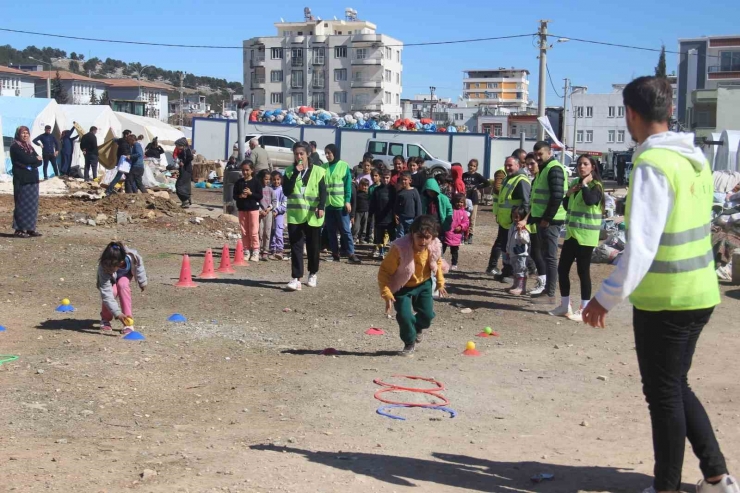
[583,76,736,493]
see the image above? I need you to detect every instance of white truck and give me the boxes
[365,138,451,176]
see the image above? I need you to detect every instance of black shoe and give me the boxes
[400,343,416,356]
[467,235,474,245]
[348,254,362,264]
[415,330,424,344]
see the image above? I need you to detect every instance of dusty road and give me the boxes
[1,188,739,493]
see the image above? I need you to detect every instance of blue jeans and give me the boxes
[396,218,414,238]
[106,171,124,195]
[325,208,355,256]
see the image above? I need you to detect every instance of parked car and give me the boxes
[365,139,451,176]
[232,134,326,169]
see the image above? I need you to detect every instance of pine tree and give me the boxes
[51,70,68,104]
[655,45,667,78]
[89,90,99,105]
[99,89,110,106]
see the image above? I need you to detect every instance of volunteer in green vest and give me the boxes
[486,157,531,278]
[322,144,362,265]
[549,155,603,322]
[529,141,567,303]
[583,76,734,493]
[283,141,327,291]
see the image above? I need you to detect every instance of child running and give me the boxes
[234,160,263,262]
[443,193,470,271]
[378,215,447,356]
[371,170,396,259]
[97,241,147,336]
[505,206,531,295]
[258,170,276,261]
[270,170,287,260]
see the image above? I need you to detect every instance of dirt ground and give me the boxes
[1,187,739,493]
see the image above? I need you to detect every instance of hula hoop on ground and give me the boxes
[376,404,458,421]
[0,355,19,366]
[373,375,445,392]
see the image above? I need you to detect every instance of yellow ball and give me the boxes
[484,327,492,335]
[124,317,134,327]
[61,298,70,306]
[466,341,476,351]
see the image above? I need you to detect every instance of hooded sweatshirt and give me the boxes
[450,166,466,195]
[421,178,453,232]
[594,131,708,311]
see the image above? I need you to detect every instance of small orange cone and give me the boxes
[174,255,198,287]
[198,249,218,279]
[462,341,480,356]
[217,244,236,274]
[233,239,249,267]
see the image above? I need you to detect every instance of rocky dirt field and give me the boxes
[1,187,739,493]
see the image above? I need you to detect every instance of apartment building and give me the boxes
[28,70,107,104]
[563,85,632,154]
[244,8,403,116]
[400,95,455,123]
[105,79,170,122]
[0,66,36,97]
[462,68,529,112]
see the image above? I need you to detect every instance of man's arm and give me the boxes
[32,135,42,147]
[343,168,352,205]
[512,179,532,213]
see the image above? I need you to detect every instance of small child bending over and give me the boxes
[378,215,448,356]
[505,206,530,295]
[97,241,147,335]
[443,193,470,271]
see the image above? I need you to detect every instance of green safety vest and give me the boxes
[565,178,603,247]
[321,160,349,208]
[626,148,719,312]
[285,164,326,227]
[496,173,530,229]
[530,160,567,221]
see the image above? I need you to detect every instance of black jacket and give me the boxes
[370,183,396,226]
[145,143,165,158]
[462,171,487,204]
[233,177,263,211]
[394,188,423,220]
[11,143,41,186]
[79,132,99,156]
[116,138,131,160]
[532,159,565,225]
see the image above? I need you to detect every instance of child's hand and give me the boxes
[384,298,395,315]
[273,211,278,218]
[437,287,448,298]
[454,226,462,233]
[116,314,128,324]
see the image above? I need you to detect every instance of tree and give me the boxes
[89,90,99,105]
[655,45,667,78]
[51,70,68,104]
[83,57,99,74]
[70,52,78,60]
[78,53,85,61]
[99,90,110,106]
[69,60,79,73]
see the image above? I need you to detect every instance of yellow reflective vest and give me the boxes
[285,165,326,227]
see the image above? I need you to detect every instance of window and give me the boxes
[291,48,303,66]
[384,69,391,82]
[384,91,391,104]
[368,141,388,155]
[608,130,615,143]
[576,130,584,143]
[270,70,283,82]
[576,106,584,118]
[511,124,518,136]
[312,47,325,65]
[283,30,293,37]
[355,48,367,60]
[278,137,294,149]
[586,106,593,118]
[617,130,625,143]
[719,51,740,72]
[271,92,283,104]
[335,46,347,58]
[395,94,400,105]
[291,93,303,106]
[297,31,303,36]
[291,70,303,88]
[312,70,325,88]
[487,82,499,89]
[396,50,400,62]
[262,136,280,147]
[493,123,503,137]
[389,143,404,156]
[312,92,325,108]
[271,48,283,59]
[396,73,400,84]
[407,144,428,160]
[618,106,625,118]
[385,47,392,59]
[334,91,347,104]
[334,69,347,81]
[585,130,593,143]
[608,106,616,118]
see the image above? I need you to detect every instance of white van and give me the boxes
[365,139,451,175]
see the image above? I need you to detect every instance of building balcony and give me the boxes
[351,102,382,111]
[312,79,326,89]
[250,56,266,68]
[351,75,382,88]
[351,52,383,65]
[291,58,304,67]
[250,75,266,89]
[351,33,382,43]
[707,65,740,79]
[312,56,325,65]
[691,89,718,104]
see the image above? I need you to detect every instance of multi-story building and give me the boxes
[563,84,632,154]
[677,35,740,130]
[462,68,529,112]
[401,95,455,123]
[28,70,107,104]
[508,114,539,139]
[0,66,37,97]
[104,79,171,122]
[243,8,403,116]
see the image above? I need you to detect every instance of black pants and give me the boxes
[633,307,726,491]
[84,154,98,181]
[42,153,58,179]
[365,215,374,243]
[288,222,321,280]
[487,225,509,271]
[352,211,369,240]
[558,237,595,300]
[60,151,72,176]
[374,222,396,246]
[125,167,146,194]
[442,244,459,266]
[537,223,560,297]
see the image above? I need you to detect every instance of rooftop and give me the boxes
[0,65,35,76]
[678,34,740,42]
[464,68,530,74]
[104,79,172,90]
[25,70,102,82]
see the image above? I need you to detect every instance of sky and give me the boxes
[2,0,739,106]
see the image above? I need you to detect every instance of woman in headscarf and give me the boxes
[174,137,193,208]
[10,126,43,238]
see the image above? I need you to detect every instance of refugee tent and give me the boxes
[114,112,185,147]
[59,104,123,174]
[715,130,740,172]
[0,98,67,177]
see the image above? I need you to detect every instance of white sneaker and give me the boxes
[307,273,318,288]
[716,265,732,281]
[529,278,546,296]
[568,309,584,323]
[250,251,260,262]
[697,476,740,493]
[548,304,572,318]
[532,296,556,306]
[432,290,440,299]
[286,279,302,291]
[451,265,459,271]
[488,268,501,276]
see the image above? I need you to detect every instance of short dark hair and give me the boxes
[401,171,412,179]
[359,178,370,187]
[410,215,440,238]
[240,159,253,169]
[512,148,526,158]
[623,76,673,123]
[372,159,385,168]
[511,205,527,220]
[310,141,317,148]
[123,129,131,136]
[393,154,405,163]
[525,152,536,161]
[137,134,144,140]
[89,126,98,132]
[362,152,374,162]
[382,170,392,177]
[270,170,282,178]
[533,141,550,152]
[44,125,51,130]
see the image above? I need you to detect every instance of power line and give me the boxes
[547,34,722,60]
[546,64,562,98]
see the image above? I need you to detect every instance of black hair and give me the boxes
[44,125,51,130]
[468,158,479,168]
[324,143,339,161]
[511,205,527,221]
[270,170,282,178]
[359,178,370,187]
[623,75,673,123]
[393,154,405,163]
[400,171,412,179]
[292,141,311,156]
[525,152,537,161]
[257,169,270,181]
[310,141,318,148]
[123,129,131,136]
[511,148,526,158]
[381,169,392,177]
[533,141,550,152]
[576,154,605,212]
[362,152,374,162]
[372,159,385,168]
[240,159,253,169]
[409,215,440,238]
[89,126,98,132]
[415,157,425,165]
[99,241,127,270]
[452,192,466,204]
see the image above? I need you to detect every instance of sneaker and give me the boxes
[250,252,260,262]
[488,268,502,276]
[532,296,557,306]
[372,249,381,259]
[260,253,268,261]
[400,343,416,356]
[348,254,362,264]
[415,330,424,343]
[100,321,113,332]
[529,278,546,296]
[451,265,459,271]
[307,273,318,288]
[697,475,740,493]
[121,327,133,336]
[548,304,573,318]
[716,265,732,281]
[274,253,284,261]
[286,279,302,291]
[568,310,584,323]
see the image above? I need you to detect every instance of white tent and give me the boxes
[0,98,67,176]
[114,112,185,147]
[716,130,740,172]
[60,104,122,175]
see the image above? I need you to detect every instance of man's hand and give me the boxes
[345,202,352,214]
[539,220,549,228]
[516,219,527,231]
[316,209,324,219]
[116,314,128,324]
[582,298,607,328]
[384,297,395,315]
[437,287,448,298]
[259,210,267,218]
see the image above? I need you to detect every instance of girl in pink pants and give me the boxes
[97,242,148,335]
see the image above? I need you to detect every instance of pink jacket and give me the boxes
[444,209,470,246]
[385,234,447,294]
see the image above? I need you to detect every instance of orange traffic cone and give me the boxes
[233,239,249,267]
[217,244,236,274]
[174,255,198,288]
[198,248,218,279]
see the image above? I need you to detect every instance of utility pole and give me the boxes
[562,78,569,162]
[536,20,550,141]
[429,86,436,121]
[179,72,184,126]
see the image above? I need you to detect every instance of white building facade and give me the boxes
[564,85,632,154]
[244,10,403,117]
[0,66,37,97]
